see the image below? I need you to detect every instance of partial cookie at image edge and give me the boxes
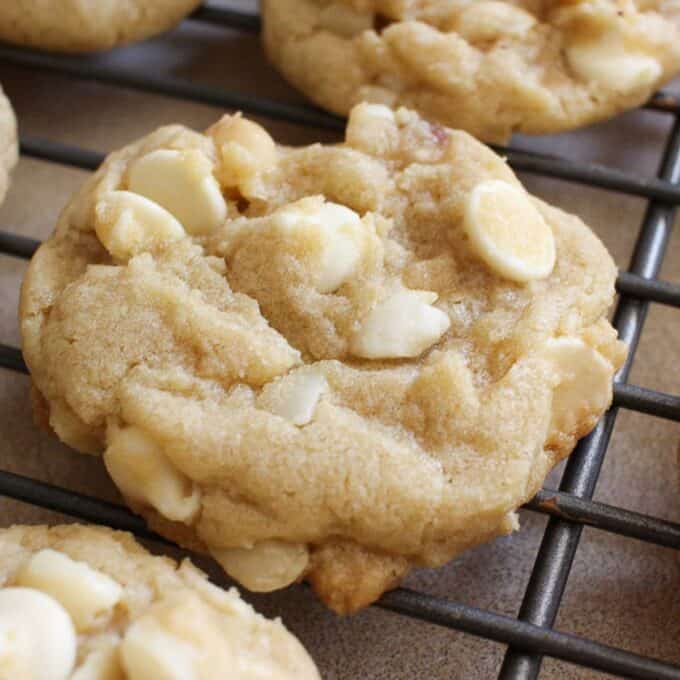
[261,0,680,143]
[0,0,203,53]
[0,523,321,679]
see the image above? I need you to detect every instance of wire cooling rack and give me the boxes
[0,4,678,679]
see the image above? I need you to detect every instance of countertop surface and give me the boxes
[0,3,677,678]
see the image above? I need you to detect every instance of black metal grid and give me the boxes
[0,4,678,678]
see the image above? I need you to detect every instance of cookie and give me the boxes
[262,0,680,143]
[0,85,17,206]
[20,104,627,613]
[0,524,320,679]
[0,1,202,53]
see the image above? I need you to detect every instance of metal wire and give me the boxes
[3,54,680,200]
[190,2,261,32]
[185,1,680,119]
[0,472,675,680]
[0,5,679,679]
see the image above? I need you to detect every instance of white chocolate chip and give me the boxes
[0,587,76,680]
[273,198,366,293]
[208,116,277,169]
[16,549,122,632]
[265,370,327,426]
[128,149,227,235]
[350,289,450,359]
[121,616,198,680]
[104,425,201,524]
[541,338,612,435]
[345,102,398,154]
[566,31,662,91]
[357,103,396,122]
[455,1,536,42]
[208,116,278,190]
[71,639,123,680]
[464,180,556,282]
[319,4,373,37]
[95,191,186,261]
[549,0,616,29]
[211,540,309,592]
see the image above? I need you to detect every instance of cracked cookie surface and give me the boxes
[20,104,626,612]
[0,524,320,679]
[262,0,680,142]
[0,0,202,52]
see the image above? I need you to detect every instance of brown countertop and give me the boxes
[0,2,677,677]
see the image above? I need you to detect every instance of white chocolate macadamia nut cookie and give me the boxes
[0,1,202,53]
[20,105,626,613]
[0,524,320,679]
[262,0,680,142]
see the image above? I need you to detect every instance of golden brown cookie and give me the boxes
[0,1,202,53]
[0,524,320,679]
[262,0,680,142]
[20,104,626,613]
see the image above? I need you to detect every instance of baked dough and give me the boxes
[262,0,680,142]
[0,84,17,206]
[0,524,320,679]
[20,105,626,612]
[0,1,202,53]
